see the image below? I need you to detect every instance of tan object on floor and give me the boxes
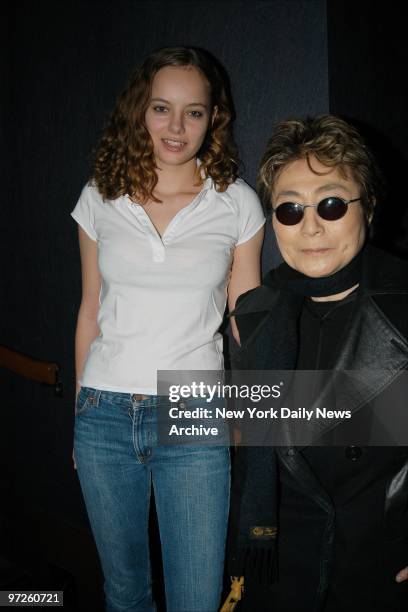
[220,576,244,612]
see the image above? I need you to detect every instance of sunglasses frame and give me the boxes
[272,197,362,225]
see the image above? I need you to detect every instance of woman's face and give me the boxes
[145,65,213,170]
[272,156,367,277]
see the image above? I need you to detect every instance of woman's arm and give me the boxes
[75,226,101,396]
[228,226,264,345]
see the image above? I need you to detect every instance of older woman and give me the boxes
[228,116,408,612]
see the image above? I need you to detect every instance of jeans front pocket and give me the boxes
[75,386,96,416]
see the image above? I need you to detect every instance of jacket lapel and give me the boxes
[278,293,408,504]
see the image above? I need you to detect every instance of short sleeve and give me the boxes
[235,180,266,245]
[71,183,98,241]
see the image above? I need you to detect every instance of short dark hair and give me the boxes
[257,115,384,220]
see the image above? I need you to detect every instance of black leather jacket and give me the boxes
[231,246,408,611]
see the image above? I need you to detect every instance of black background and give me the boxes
[1,1,407,608]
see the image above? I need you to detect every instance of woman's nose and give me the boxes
[300,207,324,235]
[168,111,185,134]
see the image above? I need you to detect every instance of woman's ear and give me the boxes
[367,197,376,225]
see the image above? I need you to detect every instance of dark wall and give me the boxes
[328,1,408,257]
[2,0,328,531]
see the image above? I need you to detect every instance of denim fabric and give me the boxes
[74,387,230,612]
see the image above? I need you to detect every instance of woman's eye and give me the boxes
[153,106,168,113]
[188,110,203,118]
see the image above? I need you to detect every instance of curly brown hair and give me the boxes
[93,47,239,203]
[257,115,384,220]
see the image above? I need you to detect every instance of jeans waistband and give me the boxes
[81,387,160,408]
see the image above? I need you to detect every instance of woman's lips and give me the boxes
[161,138,187,152]
[301,248,332,255]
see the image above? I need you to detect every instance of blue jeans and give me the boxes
[74,388,230,612]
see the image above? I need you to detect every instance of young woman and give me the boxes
[71,47,265,612]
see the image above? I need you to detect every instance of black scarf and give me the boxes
[227,246,365,582]
[233,246,364,370]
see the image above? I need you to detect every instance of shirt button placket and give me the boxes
[150,237,165,263]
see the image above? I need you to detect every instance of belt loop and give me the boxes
[93,389,101,407]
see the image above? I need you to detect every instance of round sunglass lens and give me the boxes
[318,197,348,221]
[275,203,303,225]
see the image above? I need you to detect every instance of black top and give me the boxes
[296,294,358,488]
[296,293,357,370]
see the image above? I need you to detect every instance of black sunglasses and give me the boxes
[272,197,361,226]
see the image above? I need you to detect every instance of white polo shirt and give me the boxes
[71,177,265,394]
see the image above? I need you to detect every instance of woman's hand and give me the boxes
[396,566,408,582]
[72,385,81,470]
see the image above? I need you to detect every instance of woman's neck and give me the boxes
[154,157,202,196]
[311,283,359,302]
